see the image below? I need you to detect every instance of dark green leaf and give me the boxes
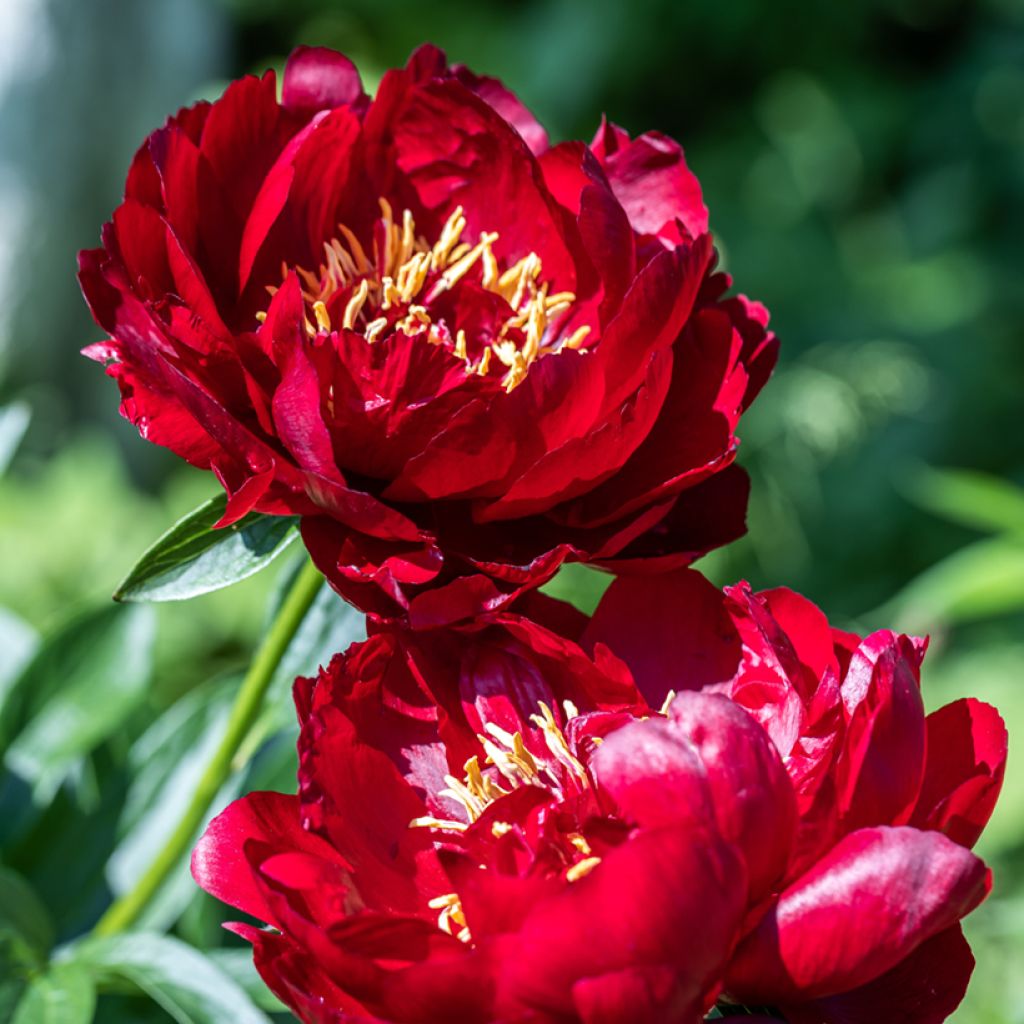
[68,933,272,1024]
[10,964,95,1024]
[0,402,30,477]
[0,866,53,969]
[1,604,155,794]
[114,495,298,603]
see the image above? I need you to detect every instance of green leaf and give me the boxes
[10,963,95,1024]
[0,608,38,707]
[0,402,30,477]
[206,949,286,1014]
[106,680,238,932]
[0,866,53,969]
[113,494,298,603]
[904,464,1024,536]
[67,933,272,1024]
[1,604,155,794]
[879,536,1024,630]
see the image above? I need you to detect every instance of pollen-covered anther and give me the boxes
[427,893,472,943]
[566,856,602,883]
[268,198,589,391]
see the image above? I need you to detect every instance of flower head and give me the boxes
[193,619,765,1023]
[80,45,776,625]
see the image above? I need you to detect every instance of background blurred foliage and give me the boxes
[0,0,1022,1020]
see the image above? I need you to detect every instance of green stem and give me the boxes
[93,558,325,937]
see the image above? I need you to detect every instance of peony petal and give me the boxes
[726,826,991,1003]
[910,699,1007,849]
[191,791,342,928]
[282,45,366,115]
[781,925,974,1024]
[582,568,742,707]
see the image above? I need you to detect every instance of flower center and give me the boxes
[262,199,590,392]
[410,702,601,945]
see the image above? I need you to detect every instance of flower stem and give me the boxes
[93,557,325,937]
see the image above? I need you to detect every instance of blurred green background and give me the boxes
[0,0,1021,1020]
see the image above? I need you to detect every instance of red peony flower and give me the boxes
[583,569,1008,1022]
[79,44,776,626]
[193,622,757,1023]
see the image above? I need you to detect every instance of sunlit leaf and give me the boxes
[0,402,30,477]
[67,933,272,1024]
[880,536,1024,630]
[904,464,1024,536]
[114,495,297,603]
[10,963,95,1024]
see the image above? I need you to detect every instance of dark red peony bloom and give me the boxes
[79,44,776,625]
[193,619,754,1023]
[583,569,1008,1023]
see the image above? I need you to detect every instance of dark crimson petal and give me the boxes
[726,827,991,1003]
[781,925,974,1024]
[596,464,751,571]
[910,699,1007,849]
[582,568,742,707]
[191,792,343,929]
[282,45,366,115]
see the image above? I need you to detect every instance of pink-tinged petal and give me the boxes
[726,827,991,1003]
[590,716,713,829]
[452,63,549,154]
[590,123,708,240]
[782,925,974,1024]
[582,568,742,708]
[836,633,927,833]
[191,791,342,928]
[667,692,797,897]
[282,45,366,115]
[910,699,1007,849]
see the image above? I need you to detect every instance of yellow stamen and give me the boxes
[272,199,589,388]
[409,815,469,832]
[342,279,369,330]
[312,300,331,333]
[566,857,602,883]
[364,317,388,344]
[563,325,592,351]
[254,311,267,324]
